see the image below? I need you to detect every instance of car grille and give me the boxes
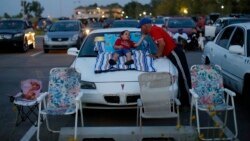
[104,94,140,104]
[126,95,140,103]
[51,38,68,41]
[104,96,120,104]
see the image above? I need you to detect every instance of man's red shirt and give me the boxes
[149,25,176,56]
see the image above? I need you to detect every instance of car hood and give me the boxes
[73,57,178,82]
[46,31,78,37]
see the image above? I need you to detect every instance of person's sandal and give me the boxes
[109,59,116,65]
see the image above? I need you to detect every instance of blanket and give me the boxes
[94,50,156,73]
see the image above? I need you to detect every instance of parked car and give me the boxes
[213,17,250,36]
[0,19,35,52]
[152,18,165,27]
[67,27,178,107]
[43,20,84,53]
[36,18,53,30]
[202,23,250,96]
[82,22,103,38]
[165,17,196,37]
[111,19,139,28]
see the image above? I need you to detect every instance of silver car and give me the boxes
[43,20,84,53]
[202,23,250,96]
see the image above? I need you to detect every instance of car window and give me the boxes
[0,21,24,30]
[229,27,244,47]
[49,21,79,31]
[215,26,235,49]
[78,31,157,57]
[111,20,138,28]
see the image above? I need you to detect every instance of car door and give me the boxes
[221,26,247,93]
[211,26,236,67]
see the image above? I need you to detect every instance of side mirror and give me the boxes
[229,45,244,55]
[67,48,79,56]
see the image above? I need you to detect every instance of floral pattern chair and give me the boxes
[37,67,83,141]
[189,64,238,140]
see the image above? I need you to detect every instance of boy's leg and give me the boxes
[109,53,119,65]
[124,51,134,65]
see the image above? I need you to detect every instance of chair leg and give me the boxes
[74,102,80,140]
[139,107,142,141]
[79,102,84,127]
[189,98,194,126]
[37,102,42,141]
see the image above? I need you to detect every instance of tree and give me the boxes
[123,1,146,19]
[29,1,44,17]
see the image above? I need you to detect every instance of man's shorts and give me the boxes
[114,48,131,56]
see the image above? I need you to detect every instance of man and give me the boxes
[137,17,191,106]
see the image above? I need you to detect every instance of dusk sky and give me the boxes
[0,0,151,18]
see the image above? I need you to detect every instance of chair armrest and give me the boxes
[14,92,23,97]
[189,89,199,98]
[224,88,236,97]
[75,91,83,102]
[137,99,142,107]
[174,98,181,106]
[36,92,48,102]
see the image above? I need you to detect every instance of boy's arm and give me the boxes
[134,34,145,47]
[114,45,123,49]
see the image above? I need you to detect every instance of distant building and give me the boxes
[73,6,123,19]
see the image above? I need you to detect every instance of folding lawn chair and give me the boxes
[10,79,46,126]
[189,64,238,140]
[36,67,84,141]
[137,72,181,139]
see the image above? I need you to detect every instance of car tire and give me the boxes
[44,49,49,53]
[20,38,29,52]
[29,42,35,49]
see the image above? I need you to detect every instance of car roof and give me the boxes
[90,27,140,34]
[229,22,250,28]
[55,20,80,23]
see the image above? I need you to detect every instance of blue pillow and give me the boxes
[104,34,119,53]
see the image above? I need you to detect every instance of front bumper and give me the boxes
[44,40,77,49]
[80,82,178,107]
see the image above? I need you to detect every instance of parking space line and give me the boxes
[31,51,43,57]
[20,123,37,141]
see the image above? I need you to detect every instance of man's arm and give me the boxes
[134,34,145,47]
[155,38,165,57]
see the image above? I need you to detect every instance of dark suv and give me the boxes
[0,19,36,52]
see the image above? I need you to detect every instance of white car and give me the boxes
[202,23,250,96]
[67,28,178,108]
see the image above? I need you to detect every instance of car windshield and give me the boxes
[112,20,138,28]
[168,18,195,28]
[49,21,79,32]
[78,31,156,57]
[0,21,24,30]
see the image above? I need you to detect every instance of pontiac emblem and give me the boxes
[121,84,124,90]
[58,38,62,41]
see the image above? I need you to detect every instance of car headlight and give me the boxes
[72,34,78,41]
[81,81,96,89]
[14,33,23,38]
[85,29,90,35]
[44,35,49,42]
